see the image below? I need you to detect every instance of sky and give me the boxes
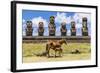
[22,10,91,36]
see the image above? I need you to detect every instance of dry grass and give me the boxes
[23,53,90,63]
[22,43,91,63]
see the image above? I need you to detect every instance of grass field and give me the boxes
[22,43,91,63]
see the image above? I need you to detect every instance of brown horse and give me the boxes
[46,39,67,57]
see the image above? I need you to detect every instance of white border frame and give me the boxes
[15,3,96,70]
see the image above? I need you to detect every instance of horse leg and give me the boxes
[59,50,61,57]
[46,44,50,58]
[61,48,63,57]
[55,50,57,57]
[59,48,62,57]
[47,48,51,58]
[47,50,50,58]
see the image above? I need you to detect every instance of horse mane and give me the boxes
[59,39,66,44]
[47,39,66,45]
[58,40,63,44]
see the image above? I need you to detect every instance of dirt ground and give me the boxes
[22,43,91,63]
[23,53,91,63]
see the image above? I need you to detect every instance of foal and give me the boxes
[46,39,67,57]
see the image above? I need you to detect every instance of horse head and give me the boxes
[60,39,67,45]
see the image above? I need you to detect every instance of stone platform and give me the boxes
[23,36,90,43]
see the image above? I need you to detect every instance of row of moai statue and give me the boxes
[25,16,88,36]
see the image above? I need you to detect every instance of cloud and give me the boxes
[56,26,61,36]
[22,30,26,36]
[55,12,91,26]
[67,30,71,36]
[73,13,91,35]
[22,23,26,30]
[55,12,91,36]
[75,23,82,29]
[32,28,38,36]
[55,12,71,24]
[76,28,82,36]
[76,33,82,36]
[32,16,48,27]
[70,13,91,36]
[22,13,91,36]
[22,17,49,36]
[22,19,26,36]
[23,19,25,23]
[44,27,49,36]
[31,16,49,36]
[55,12,67,23]
[73,13,91,24]
[22,19,27,36]
[88,26,91,36]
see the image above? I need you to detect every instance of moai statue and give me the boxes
[48,16,56,36]
[26,21,33,36]
[71,21,76,36]
[60,22,67,36]
[38,22,44,36]
[82,17,88,36]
